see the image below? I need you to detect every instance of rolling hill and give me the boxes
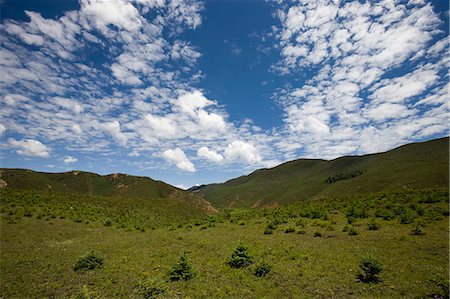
[0,169,216,214]
[193,137,449,208]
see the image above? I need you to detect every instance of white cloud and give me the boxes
[224,141,261,164]
[145,114,178,138]
[0,123,5,136]
[162,148,196,172]
[63,156,78,163]
[80,0,142,32]
[176,90,213,115]
[370,66,439,103]
[365,103,413,122]
[52,97,83,114]
[197,146,224,163]
[271,0,448,159]
[101,121,127,146]
[8,138,51,157]
[3,23,45,46]
[72,124,83,134]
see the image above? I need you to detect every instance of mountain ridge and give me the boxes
[193,137,449,208]
[0,168,217,214]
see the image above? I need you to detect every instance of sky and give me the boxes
[0,0,448,189]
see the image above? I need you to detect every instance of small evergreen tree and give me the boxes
[357,256,383,283]
[168,252,196,281]
[227,243,253,268]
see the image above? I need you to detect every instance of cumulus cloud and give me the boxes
[197,146,224,163]
[224,141,261,164]
[162,148,196,172]
[63,156,78,163]
[8,138,51,157]
[0,123,5,136]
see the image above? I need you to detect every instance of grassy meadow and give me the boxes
[1,188,448,298]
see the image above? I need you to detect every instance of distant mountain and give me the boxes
[193,137,449,208]
[0,169,216,214]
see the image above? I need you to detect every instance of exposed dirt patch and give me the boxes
[0,179,7,189]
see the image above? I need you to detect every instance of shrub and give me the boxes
[357,256,383,283]
[254,261,272,277]
[168,252,196,281]
[227,243,253,268]
[103,218,113,226]
[313,231,322,237]
[74,251,104,271]
[75,285,99,299]
[296,218,308,228]
[263,226,273,235]
[410,223,425,236]
[135,276,166,298]
[284,227,296,233]
[367,219,380,230]
[348,227,359,235]
[399,209,415,224]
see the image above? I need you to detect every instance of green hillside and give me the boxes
[196,137,449,208]
[0,169,175,199]
[0,169,217,216]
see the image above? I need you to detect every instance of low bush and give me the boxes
[74,251,104,271]
[254,261,272,277]
[313,231,322,237]
[348,227,359,235]
[75,285,99,299]
[135,276,166,298]
[263,226,273,235]
[367,219,380,230]
[410,223,425,236]
[284,227,296,233]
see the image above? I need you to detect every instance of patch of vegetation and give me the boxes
[135,276,167,298]
[168,252,196,281]
[254,261,272,277]
[227,243,253,268]
[284,227,296,233]
[357,256,383,283]
[325,169,365,184]
[367,219,380,230]
[74,251,104,271]
[348,227,359,236]
[75,285,99,299]
[411,223,425,236]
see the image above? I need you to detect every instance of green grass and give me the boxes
[197,137,449,208]
[1,188,448,298]
[0,189,212,231]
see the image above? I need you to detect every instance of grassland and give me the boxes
[1,188,448,298]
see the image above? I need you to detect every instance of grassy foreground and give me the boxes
[1,189,448,298]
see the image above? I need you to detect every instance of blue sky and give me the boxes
[0,0,448,189]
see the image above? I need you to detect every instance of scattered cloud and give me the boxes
[271,0,448,158]
[162,148,196,172]
[224,141,261,164]
[63,156,78,163]
[197,146,224,163]
[8,138,51,157]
